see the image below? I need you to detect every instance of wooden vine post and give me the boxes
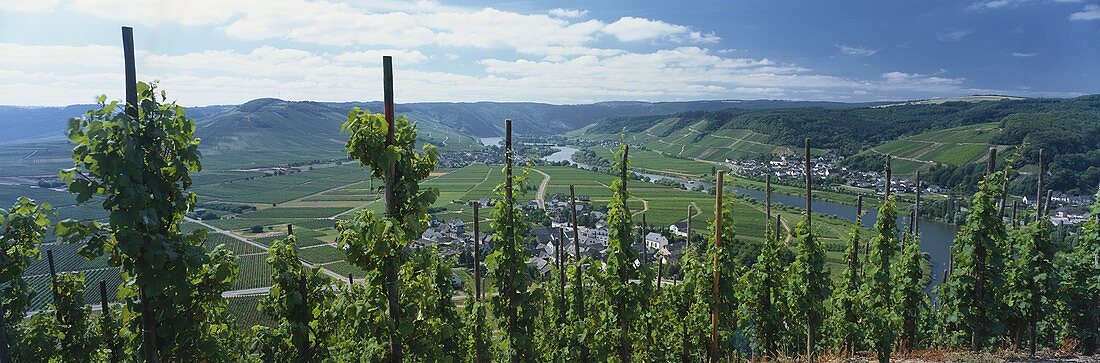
[471,200,483,363]
[380,55,404,363]
[805,138,815,362]
[557,228,566,323]
[686,204,693,246]
[1035,149,1045,223]
[915,171,921,234]
[504,119,520,363]
[472,202,481,301]
[766,175,772,238]
[710,171,723,363]
[568,184,588,363]
[118,26,161,363]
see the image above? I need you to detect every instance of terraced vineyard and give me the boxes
[859,122,1003,175]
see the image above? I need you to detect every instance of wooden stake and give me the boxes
[1011,201,1018,228]
[915,171,921,234]
[381,55,403,363]
[806,139,812,227]
[885,154,892,199]
[986,148,998,175]
[47,250,58,303]
[504,119,520,363]
[558,228,566,323]
[472,201,481,301]
[805,138,815,361]
[287,224,293,235]
[766,175,772,239]
[1035,149,1045,223]
[687,204,693,247]
[569,185,588,363]
[1044,190,1053,217]
[710,171,723,363]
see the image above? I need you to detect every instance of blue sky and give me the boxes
[1,0,1097,105]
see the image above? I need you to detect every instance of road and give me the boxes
[532,168,551,208]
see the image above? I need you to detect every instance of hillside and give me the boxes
[581,95,1100,194]
[849,123,1004,175]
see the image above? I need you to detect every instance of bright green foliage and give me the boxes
[0,197,51,336]
[486,164,537,362]
[894,231,927,351]
[738,231,786,358]
[939,170,1009,349]
[462,298,491,363]
[325,249,463,361]
[863,196,900,362]
[1058,190,1100,355]
[828,219,863,355]
[1004,220,1059,351]
[786,216,830,357]
[253,235,336,362]
[671,245,713,361]
[602,143,641,362]
[53,273,99,363]
[57,83,244,360]
[338,108,441,360]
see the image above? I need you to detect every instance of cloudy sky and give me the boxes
[1,0,1098,106]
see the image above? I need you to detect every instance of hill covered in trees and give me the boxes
[583,95,1100,194]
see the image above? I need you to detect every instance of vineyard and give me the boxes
[0,27,1098,363]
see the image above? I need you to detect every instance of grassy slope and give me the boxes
[860,122,1002,175]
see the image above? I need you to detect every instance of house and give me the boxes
[668,221,689,238]
[645,232,670,251]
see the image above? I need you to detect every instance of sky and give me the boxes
[0,0,1098,106]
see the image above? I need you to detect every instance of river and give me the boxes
[540,145,957,290]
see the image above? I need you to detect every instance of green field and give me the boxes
[588,146,716,178]
[862,123,1001,174]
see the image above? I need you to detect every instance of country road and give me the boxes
[533,168,551,208]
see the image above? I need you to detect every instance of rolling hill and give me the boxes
[581,95,1100,194]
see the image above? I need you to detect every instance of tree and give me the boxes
[253,234,336,362]
[939,165,1009,350]
[1058,189,1099,356]
[57,84,243,361]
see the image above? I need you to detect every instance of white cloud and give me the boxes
[1012,52,1037,57]
[936,29,974,42]
[837,45,878,57]
[0,41,1006,105]
[0,0,61,12]
[968,0,1081,9]
[1069,4,1100,20]
[601,17,718,43]
[548,8,587,18]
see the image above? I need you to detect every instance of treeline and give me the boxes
[591,96,1100,194]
